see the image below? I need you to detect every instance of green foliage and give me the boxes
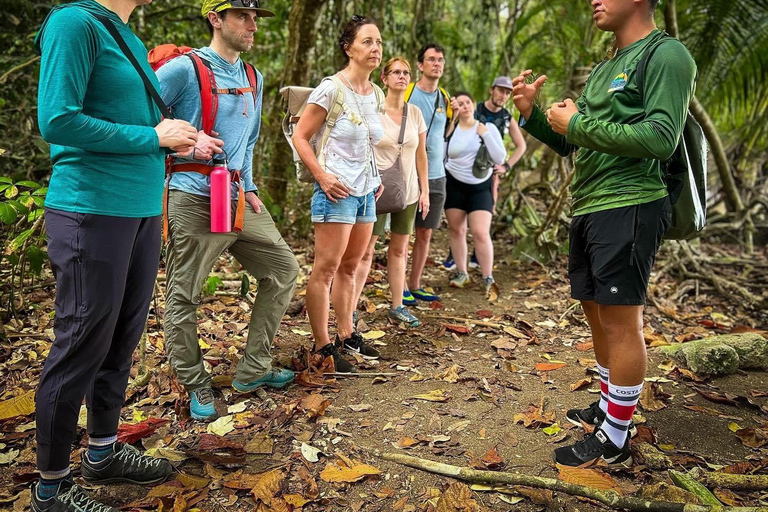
[202,275,223,296]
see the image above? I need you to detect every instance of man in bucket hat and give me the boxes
[158,0,299,422]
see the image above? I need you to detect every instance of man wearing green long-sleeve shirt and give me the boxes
[513,0,696,467]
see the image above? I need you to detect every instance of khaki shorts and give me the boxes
[373,202,418,236]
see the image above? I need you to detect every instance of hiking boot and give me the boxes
[316,342,355,373]
[32,480,117,512]
[389,306,420,327]
[411,287,439,301]
[442,252,456,271]
[233,368,295,391]
[469,251,480,269]
[338,332,380,359]
[402,290,417,306]
[189,387,217,421]
[483,276,495,293]
[449,271,470,288]
[553,428,633,468]
[81,443,174,485]
[566,400,638,438]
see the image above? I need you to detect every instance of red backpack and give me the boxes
[148,44,259,240]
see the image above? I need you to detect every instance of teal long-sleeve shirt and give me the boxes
[522,30,697,216]
[36,0,164,217]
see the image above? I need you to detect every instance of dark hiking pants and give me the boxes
[35,209,161,471]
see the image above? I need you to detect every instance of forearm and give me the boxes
[416,152,429,194]
[39,111,159,154]
[520,105,577,157]
[566,115,677,161]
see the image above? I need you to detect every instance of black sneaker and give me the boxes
[566,400,638,438]
[337,332,380,360]
[81,443,174,485]
[316,342,355,373]
[31,479,117,512]
[553,429,633,468]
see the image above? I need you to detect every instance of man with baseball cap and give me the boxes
[158,0,299,422]
[443,76,527,272]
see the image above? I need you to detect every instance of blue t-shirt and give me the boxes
[407,85,448,180]
[156,47,262,198]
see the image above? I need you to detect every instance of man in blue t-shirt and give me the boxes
[404,43,457,303]
[157,0,299,423]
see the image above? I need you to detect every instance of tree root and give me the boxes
[373,451,768,512]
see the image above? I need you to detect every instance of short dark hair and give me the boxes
[453,90,473,102]
[339,15,378,63]
[417,43,445,64]
[205,10,227,35]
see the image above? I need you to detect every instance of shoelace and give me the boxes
[116,445,164,470]
[195,388,215,405]
[59,485,113,512]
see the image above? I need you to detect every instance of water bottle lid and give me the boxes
[212,157,228,168]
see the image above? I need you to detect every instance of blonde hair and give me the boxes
[381,56,411,82]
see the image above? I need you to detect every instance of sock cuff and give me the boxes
[89,435,118,447]
[608,382,644,395]
[596,363,609,380]
[39,468,72,481]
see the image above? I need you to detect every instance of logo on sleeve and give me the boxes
[608,71,628,93]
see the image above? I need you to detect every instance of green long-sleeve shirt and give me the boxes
[522,30,697,216]
[35,0,164,217]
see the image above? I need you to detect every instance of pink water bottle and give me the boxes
[210,158,231,233]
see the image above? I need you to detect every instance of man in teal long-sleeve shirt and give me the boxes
[33,1,197,510]
[512,0,696,467]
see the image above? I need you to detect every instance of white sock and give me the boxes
[602,381,643,448]
[596,362,610,413]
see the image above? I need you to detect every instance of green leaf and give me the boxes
[26,246,47,276]
[7,199,28,215]
[0,177,12,185]
[15,181,41,190]
[0,203,17,224]
[4,185,18,199]
[27,209,44,222]
[240,274,250,297]
[31,196,45,208]
[9,229,32,252]
[202,275,223,296]
[32,187,48,197]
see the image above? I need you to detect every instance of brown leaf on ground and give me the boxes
[486,282,500,302]
[299,393,331,419]
[503,432,519,448]
[435,482,482,511]
[513,402,555,428]
[196,433,245,453]
[534,362,567,371]
[490,337,516,358]
[556,464,623,494]
[575,341,594,352]
[750,389,768,398]
[430,300,445,310]
[734,427,768,448]
[244,434,273,455]
[0,390,35,421]
[480,445,504,470]
[176,473,210,490]
[714,488,741,506]
[511,486,554,506]
[117,418,171,444]
[224,471,266,490]
[395,437,421,449]
[320,458,381,483]
[569,378,592,392]
[476,310,494,319]
[691,385,738,406]
[638,383,669,412]
[719,459,768,474]
[435,365,463,383]
[442,323,471,335]
[638,482,701,504]
[250,468,285,503]
[411,389,451,402]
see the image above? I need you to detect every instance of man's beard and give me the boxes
[222,31,252,53]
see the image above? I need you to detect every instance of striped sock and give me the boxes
[88,434,118,463]
[602,382,643,448]
[596,363,610,414]
[36,468,72,500]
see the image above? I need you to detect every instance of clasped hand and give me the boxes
[545,99,578,135]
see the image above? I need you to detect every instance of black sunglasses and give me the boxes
[212,0,261,10]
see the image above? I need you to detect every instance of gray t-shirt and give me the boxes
[407,85,448,180]
[308,77,383,196]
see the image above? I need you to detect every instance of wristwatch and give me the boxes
[503,162,511,172]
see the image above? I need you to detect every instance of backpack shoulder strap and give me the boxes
[440,87,452,120]
[324,76,346,128]
[372,82,385,112]
[404,82,415,102]
[242,61,259,106]
[636,33,677,99]
[187,53,217,134]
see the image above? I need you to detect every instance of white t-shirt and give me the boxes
[444,122,506,185]
[308,77,384,196]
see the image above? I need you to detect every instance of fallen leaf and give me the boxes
[480,445,504,469]
[251,469,285,503]
[320,460,381,483]
[490,337,517,358]
[575,341,594,352]
[361,330,386,340]
[728,422,741,432]
[534,362,567,372]
[117,418,171,444]
[446,420,471,433]
[176,473,210,490]
[556,464,623,494]
[476,310,494,319]
[145,447,187,462]
[411,390,450,402]
[207,415,235,436]
[395,437,421,449]
[0,449,20,465]
[486,281,500,302]
[291,329,312,336]
[441,323,471,335]
[542,423,562,436]
[244,435,273,455]
[734,427,768,448]
[300,443,323,462]
[503,325,528,338]
[513,402,555,429]
[536,319,557,329]
[283,494,311,507]
[348,404,372,412]
[435,482,481,511]
[299,394,331,419]
[569,378,592,392]
[435,365,462,383]
[638,383,668,412]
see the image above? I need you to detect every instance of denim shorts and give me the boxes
[311,184,377,224]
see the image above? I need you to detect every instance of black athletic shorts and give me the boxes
[569,196,671,306]
[444,172,494,214]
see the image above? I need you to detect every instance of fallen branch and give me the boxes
[423,315,503,328]
[374,451,767,512]
[669,470,721,506]
[325,372,398,378]
[688,468,768,492]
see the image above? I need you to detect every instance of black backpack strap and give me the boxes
[90,13,173,119]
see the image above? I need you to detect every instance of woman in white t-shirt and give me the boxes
[352,57,429,328]
[443,92,506,293]
[292,16,385,373]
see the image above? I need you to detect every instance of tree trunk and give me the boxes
[263,0,329,204]
[663,0,745,215]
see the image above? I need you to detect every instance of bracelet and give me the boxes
[503,162,511,171]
